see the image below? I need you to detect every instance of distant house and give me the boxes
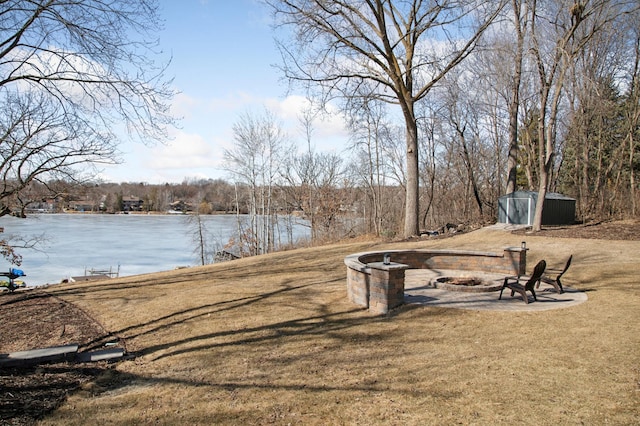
[169,200,192,212]
[26,197,63,213]
[215,249,241,263]
[69,200,96,212]
[122,195,144,212]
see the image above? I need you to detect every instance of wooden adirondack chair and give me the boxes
[499,260,546,304]
[538,255,572,294]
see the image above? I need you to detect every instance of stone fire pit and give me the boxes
[345,247,528,314]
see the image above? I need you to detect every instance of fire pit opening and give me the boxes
[443,277,483,286]
[431,276,503,293]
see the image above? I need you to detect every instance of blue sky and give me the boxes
[99,0,348,184]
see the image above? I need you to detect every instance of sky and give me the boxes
[99,0,349,184]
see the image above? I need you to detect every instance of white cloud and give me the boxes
[206,91,260,112]
[315,106,349,140]
[196,91,350,151]
[265,94,309,120]
[264,95,349,149]
[146,131,220,170]
[170,92,201,119]
[100,90,350,185]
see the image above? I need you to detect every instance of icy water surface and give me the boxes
[1,214,308,287]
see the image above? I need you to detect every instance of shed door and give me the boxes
[506,197,533,225]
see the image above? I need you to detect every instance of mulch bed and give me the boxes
[1,363,104,425]
[510,219,640,240]
[0,292,111,426]
[0,219,638,425]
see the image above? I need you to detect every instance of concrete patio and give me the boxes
[404,269,588,312]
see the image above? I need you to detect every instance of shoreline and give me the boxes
[22,209,234,216]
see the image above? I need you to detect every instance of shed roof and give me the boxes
[499,191,575,201]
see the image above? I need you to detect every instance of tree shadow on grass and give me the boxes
[81,279,337,352]
[139,306,373,362]
[129,291,465,363]
[83,366,444,400]
[0,293,462,424]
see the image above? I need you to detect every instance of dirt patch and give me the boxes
[0,292,111,425]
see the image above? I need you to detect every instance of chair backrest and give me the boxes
[525,260,546,290]
[557,255,572,278]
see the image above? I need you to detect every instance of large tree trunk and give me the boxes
[506,0,526,194]
[629,35,640,216]
[532,106,547,231]
[404,117,420,237]
[533,77,559,231]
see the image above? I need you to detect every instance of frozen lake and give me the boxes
[1,214,309,287]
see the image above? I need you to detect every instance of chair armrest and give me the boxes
[503,275,521,285]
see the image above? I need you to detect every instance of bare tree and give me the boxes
[0,91,117,217]
[310,152,349,240]
[561,11,640,220]
[439,73,489,219]
[527,0,637,230]
[267,0,506,237]
[0,0,175,218]
[347,98,392,236]
[282,142,350,242]
[294,107,319,240]
[417,104,439,228]
[506,0,528,194]
[186,212,211,266]
[224,109,287,256]
[626,31,640,216]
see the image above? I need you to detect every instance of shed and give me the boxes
[498,191,576,226]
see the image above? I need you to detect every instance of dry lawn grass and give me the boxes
[38,227,639,425]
